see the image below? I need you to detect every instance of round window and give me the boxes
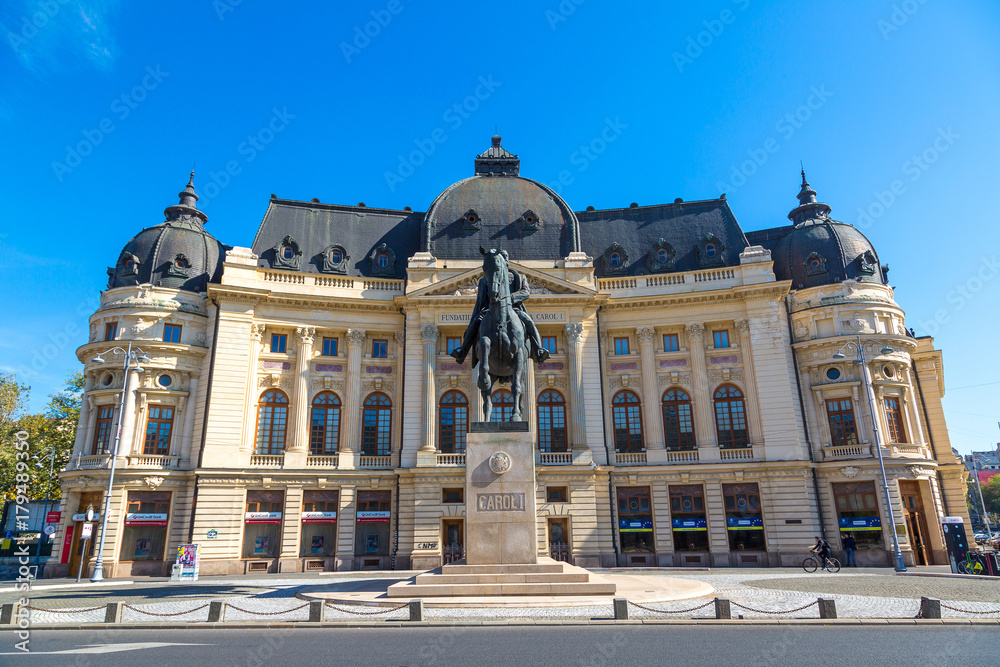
[158,374,172,387]
[377,253,388,268]
[467,213,476,223]
[826,367,841,381]
[102,373,113,386]
[883,365,895,378]
[330,249,342,264]
[124,258,134,270]
[705,243,717,258]
[281,245,294,260]
[610,252,621,267]
[809,258,820,268]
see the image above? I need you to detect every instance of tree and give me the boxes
[981,475,1000,518]
[0,373,82,503]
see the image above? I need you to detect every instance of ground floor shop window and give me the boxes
[301,490,339,556]
[616,486,654,553]
[355,491,391,557]
[670,485,709,551]
[242,490,284,558]
[723,483,765,551]
[120,491,170,561]
[833,481,884,550]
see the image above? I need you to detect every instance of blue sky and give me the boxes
[1,1,998,454]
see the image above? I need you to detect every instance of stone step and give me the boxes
[441,563,567,575]
[414,572,591,585]
[386,581,617,598]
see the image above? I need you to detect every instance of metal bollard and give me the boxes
[104,601,124,623]
[613,598,629,620]
[409,599,424,622]
[817,598,837,619]
[208,599,227,622]
[714,597,731,620]
[1,602,20,625]
[920,596,941,619]
[309,599,325,622]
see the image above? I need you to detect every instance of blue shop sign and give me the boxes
[726,516,763,531]
[618,519,652,533]
[839,516,882,531]
[672,518,707,532]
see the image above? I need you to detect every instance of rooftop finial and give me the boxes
[165,171,208,224]
[788,166,831,225]
[179,170,199,207]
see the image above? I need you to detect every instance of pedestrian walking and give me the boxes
[843,533,858,567]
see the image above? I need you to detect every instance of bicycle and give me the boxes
[958,552,984,575]
[802,554,841,573]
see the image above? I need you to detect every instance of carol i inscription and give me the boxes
[477,493,526,512]
[440,312,565,323]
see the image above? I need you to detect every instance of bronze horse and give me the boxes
[477,247,529,421]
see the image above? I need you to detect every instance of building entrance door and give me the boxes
[900,481,931,566]
[548,518,570,563]
[442,519,463,564]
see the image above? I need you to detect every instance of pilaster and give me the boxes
[565,322,592,464]
[636,326,665,462]
[687,323,719,461]
[417,324,439,467]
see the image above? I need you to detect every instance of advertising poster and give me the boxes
[311,536,324,554]
[134,538,151,558]
[176,544,201,581]
[254,536,269,554]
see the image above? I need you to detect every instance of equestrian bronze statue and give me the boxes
[450,247,550,421]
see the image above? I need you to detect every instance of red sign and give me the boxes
[46,511,61,524]
[60,525,74,564]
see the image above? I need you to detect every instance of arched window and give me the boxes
[612,390,643,452]
[662,388,695,451]
[362,393,392,456]
[377,253,388,268]
[705,243,717,258]
[610,251,622,267]
[714,385,748,449]
[538,390,567,453]
[490,389,515,422]
[439,391,468,454]
[657,248,668,263]
[310,392,341,456]
[883,397,906,443]
[255,390,288,455]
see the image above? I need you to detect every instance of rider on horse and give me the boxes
[449,250,550,368]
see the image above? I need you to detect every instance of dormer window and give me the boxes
[602,242,629,275]
[175,256,189,269]
[271,235,302,270]
[697,233,725,268]
[167,253,192,278]
[368,243,396,277]
[329,248,343,264]
[804,252,827,276]
[647,238,677,273]
[462,209,481,232]
[281,245,294,260]
[119,252,140,278]
[518,209,539,233]
[320,244,349,274]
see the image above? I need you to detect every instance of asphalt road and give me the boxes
[2,626,998,666]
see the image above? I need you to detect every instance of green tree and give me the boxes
[0,373,82,503]
[981,475,1000,518]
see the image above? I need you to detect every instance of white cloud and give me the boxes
[1,0,121,75]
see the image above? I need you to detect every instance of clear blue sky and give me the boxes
[2,1,998,454]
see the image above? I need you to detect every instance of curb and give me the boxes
[13,618,1000,630]
[895,571,1000,581]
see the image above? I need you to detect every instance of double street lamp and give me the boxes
[88,341,150,583]
[833,335,907,572]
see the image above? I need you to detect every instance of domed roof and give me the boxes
[107,173,226,293]
[771,172,887,289]
[422,136,580,259]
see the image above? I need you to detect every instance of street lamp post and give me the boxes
[88,341,150,583]
[31,445,56,575]
[971,459,992,541]
[833,335,908,572]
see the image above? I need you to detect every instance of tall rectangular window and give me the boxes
[163,324,182,343]
[104,322,118,341]
[834,481,884,550]
[542,336,557,354]
[322,337,338,356]
[670,484,709,552]
[120,491,170,562]
[92,405,115,454]
[372,339,388,358]
[826,399,858,447]
[300,490,338,557]
[713,330,730,349]
[271,334,287,353]
[663,334,679,352]
[723,483,765,551]
[143,406,174,455]
[446,337,461,354]
[616,487,654,554]
[614,337,630,355]
[883,397,906,443]
[242,490,284,558]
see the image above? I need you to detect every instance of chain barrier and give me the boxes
[123,603,211,617]
[627,599,715,615]
[939,603,1000,615]
[323,602,409,615]
[225,602,311,616]
[23,605,105,614]
[730,600,819,616]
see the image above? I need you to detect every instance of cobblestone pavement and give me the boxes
[12,569,1000,624]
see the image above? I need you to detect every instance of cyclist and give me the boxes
[811,536,833,570]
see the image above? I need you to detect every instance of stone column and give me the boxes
[686,323,719,460]
[734,319,764,448]
[417,324,439,467]
[636,326,665,461]
[470,362,484,421]
[179,375,199,467]
[565,322,592,463]
[523,358,535,432]
[242,323,266,453]
[73,378,93,456]
[116,369,140,464]
[339,329,366,469]
[286,327,315,466]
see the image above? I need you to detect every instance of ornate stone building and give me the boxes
[50,137,970,577]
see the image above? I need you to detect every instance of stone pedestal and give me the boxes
[465,422,537,565]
